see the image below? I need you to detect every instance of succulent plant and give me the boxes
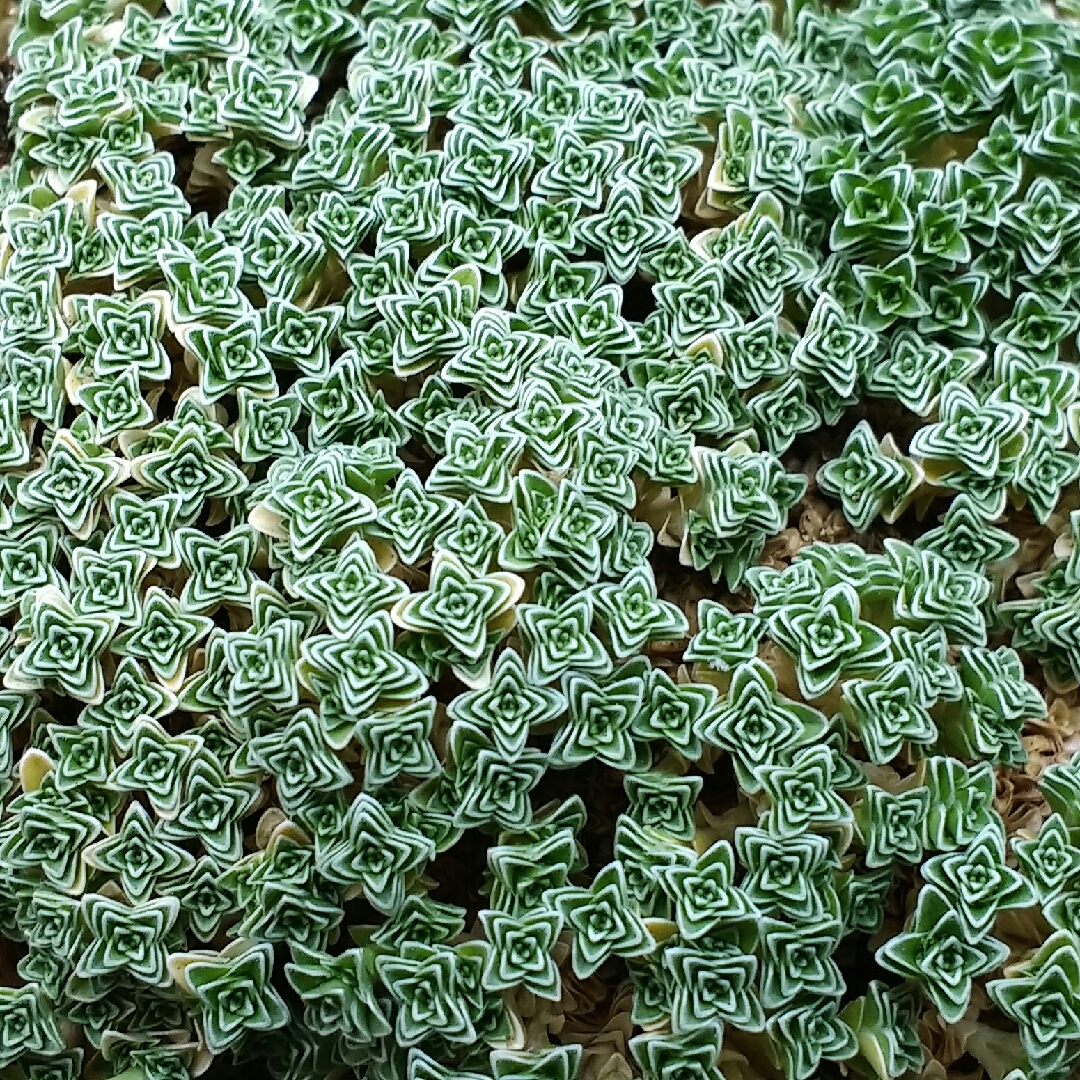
[170,940,290,1052]
[548,860,654,978]
[876,884,1010,1024]
[2,1,1079,1077]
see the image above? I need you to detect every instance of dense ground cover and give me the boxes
[2,1,1080,1078]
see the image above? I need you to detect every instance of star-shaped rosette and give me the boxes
[548,861,655,978]
[5,586,118,705]
[169,941,290,1054]
[391,551,524,688]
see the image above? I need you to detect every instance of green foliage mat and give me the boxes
[1,1,1080,1079]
